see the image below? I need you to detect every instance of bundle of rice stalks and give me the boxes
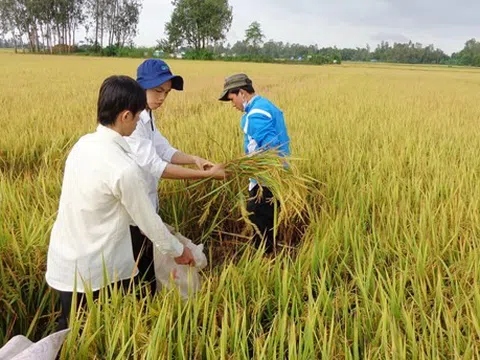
[188,151,323,246]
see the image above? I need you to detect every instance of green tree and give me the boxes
[164,0,232,51]
[110,0,142,48]
[456,39,480,66]
[157,38,177,54]
[244,21,264,53]
[0,0,34,52]
[0,0,17,51]
[230,40,248,56]
[262,40,284,59]
[0,0,86,53]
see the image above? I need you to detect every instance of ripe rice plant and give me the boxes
[1,53,480,358]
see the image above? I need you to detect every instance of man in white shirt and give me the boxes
[46,75,225,330]
[125,59,224,293]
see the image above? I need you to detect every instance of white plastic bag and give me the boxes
[0,329,70,360]
[154,227,207,299]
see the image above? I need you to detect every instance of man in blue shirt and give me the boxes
[219,73,290,253]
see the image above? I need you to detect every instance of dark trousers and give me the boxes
[130,225,157,294]
[247,185,276,254]
[55,227,156,331]
[56,277,135,331]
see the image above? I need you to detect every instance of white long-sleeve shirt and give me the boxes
[124,110,178,210]
[46,125,184,293]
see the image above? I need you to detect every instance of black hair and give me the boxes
[97,75,146,126]
[229,84,256,96]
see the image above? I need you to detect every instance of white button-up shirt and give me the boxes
[46,125,184,293]
[124,110,178,210]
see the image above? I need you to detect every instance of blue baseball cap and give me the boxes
[136,59,184,91]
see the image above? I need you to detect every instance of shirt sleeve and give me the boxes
[153,129,178,162]
[125,130,169,179]
[114,165,184,258]
[247,112,281,150]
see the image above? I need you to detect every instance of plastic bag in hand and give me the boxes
[154,228,207,299]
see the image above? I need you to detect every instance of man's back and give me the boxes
[242,95,290,156]
[46,126,139,292]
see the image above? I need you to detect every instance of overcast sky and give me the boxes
[133,0,479,54]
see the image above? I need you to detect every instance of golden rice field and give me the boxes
[1,52,480,359]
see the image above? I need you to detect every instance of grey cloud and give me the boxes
[262,0,480,29]
[370,32,410,43]
[371,0,479,27]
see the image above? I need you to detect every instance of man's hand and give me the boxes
[174,246,195,266]
[193,156,214,171]
[207,163,228,180]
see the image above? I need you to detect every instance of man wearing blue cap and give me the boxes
[126,59,225,293]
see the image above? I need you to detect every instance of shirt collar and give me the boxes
[244,95,259,113]
[96,125,132,154]
[140,109,152,124]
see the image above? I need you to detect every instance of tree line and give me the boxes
[0,0,141,53]
[1,0,480,67]
[157,1,480,67]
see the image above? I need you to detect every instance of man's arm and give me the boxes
[126,134,220,180]
[115,165,195,265]
[162,162,226,180]
[170,151,214,170]
[125,135,169,179]
[153,129,178,162]
[153,128,214,170]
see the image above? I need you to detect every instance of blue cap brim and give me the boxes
[139,74,184,91]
